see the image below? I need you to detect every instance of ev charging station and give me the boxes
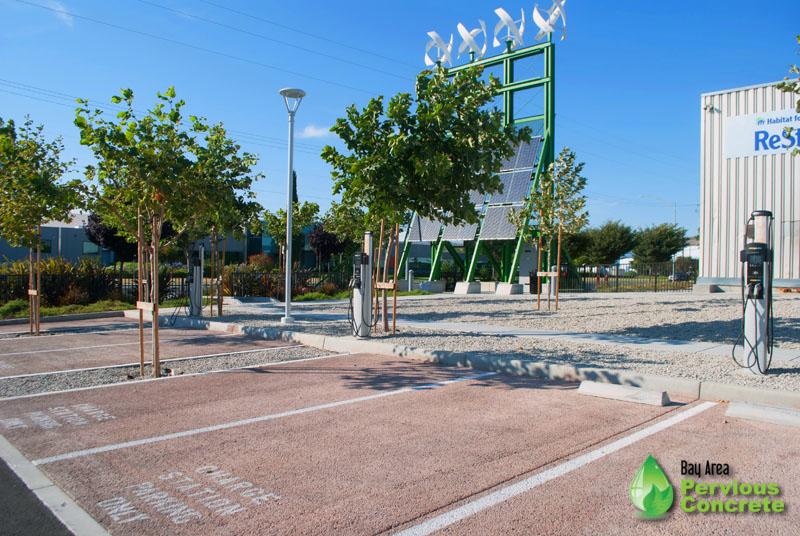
[349,232,374,338]
[738,210,774,374]
[189,245,205,318]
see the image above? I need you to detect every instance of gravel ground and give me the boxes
[300,292,800,349]
[0,345,331,399]
[217,291,800,392]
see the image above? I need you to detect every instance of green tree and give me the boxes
[0,116,80,334]
[776,34,800,155]
[632,223,688,263]
[262,201,320,267]
[187,122,263,276]
[0,117,80,249]
[561,228,592,264]
[514,148,587,265]
[587,220,637,264]
[321,66,530,226]
[76,87,202,257]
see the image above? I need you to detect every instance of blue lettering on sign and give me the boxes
[754,129,799,153]
[755,131,769,150]
[782,131,798,149]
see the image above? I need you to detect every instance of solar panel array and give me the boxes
[468,190,486,206]
[490,171,532,204]
[407,136,542,242]
[499,136,542,172]
[407,214,443,242]
[480,206,519,240]
[441,220,479,241]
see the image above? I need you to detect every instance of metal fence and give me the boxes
[0,272,189,305]
[224,270,351,299]
[546,260,699,294]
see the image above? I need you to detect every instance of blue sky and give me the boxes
[1,0,798,235]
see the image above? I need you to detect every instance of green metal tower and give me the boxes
[399,38,557,285]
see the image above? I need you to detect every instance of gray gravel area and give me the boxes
[0,345,331,399]
[219,291,800,392]
[300,292,800,348]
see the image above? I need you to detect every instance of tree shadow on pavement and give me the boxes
[336,362,573,393]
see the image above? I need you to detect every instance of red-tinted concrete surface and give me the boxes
[0,327,291,377]
[435,403,800,535]
[0,316,139,335]
[0,354,703,535]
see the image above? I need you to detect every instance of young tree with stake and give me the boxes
[0,117,80,334]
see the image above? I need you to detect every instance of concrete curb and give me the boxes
[700,381,800,409]
[725,402,800,428]
[0,435,111,536]
[0,310,124,326]
[143,316,800,410]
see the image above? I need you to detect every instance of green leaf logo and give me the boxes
[630,455,673,518]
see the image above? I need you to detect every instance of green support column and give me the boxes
[442,241,465,273]
[429,240,444,281]
[398,236,411,275]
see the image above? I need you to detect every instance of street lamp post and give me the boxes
[279,87,306,324]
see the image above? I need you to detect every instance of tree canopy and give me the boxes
[85,213,137,264]
[308,224,346,264]
[262,201,320,251]
[632,223,688,263]
[588,220,637,264]
[322,66,530,226]
[75,87,262,252]
[0,117,80,249]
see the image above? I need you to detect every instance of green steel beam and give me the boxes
[513,113,546,125]
[480,242,503,276]
[495,77,550,94]
[398,236,411,275]
[448,41,551,73]
[429,240,445,281]
[442,241,465,273]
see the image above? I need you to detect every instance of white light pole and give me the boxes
[279,87,305,324]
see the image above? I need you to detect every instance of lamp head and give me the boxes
[280,87,306,113]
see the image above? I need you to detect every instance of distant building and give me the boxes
[0,212,113,264]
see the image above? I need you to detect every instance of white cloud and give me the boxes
[48,1,73,29]
[298,125,331,139]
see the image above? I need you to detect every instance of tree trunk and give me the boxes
[151,215,160,378]
[555,225,562,312]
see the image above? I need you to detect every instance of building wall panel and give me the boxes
[700,81,799,286]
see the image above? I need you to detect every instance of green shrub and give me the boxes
[0,299,28,318]
[317,281,340,296]
[248,253,275,272]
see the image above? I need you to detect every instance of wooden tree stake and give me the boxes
[138,209,144,376]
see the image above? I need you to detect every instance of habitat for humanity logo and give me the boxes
[755,117,765,126]
[630,455,674,518]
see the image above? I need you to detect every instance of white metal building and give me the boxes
[698,81,799,290]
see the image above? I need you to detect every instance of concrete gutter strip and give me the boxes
[0,310,124,326]
[725,402,800,428]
